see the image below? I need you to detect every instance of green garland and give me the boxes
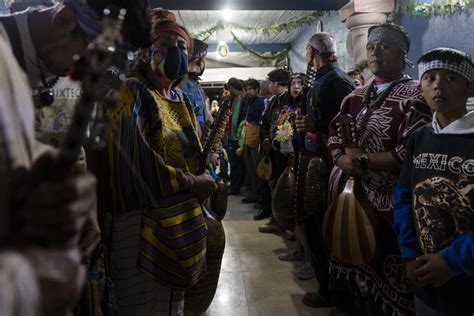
[192,11,324,62]
[396,0,473,17]
[194,22,224,42]
[229,11,325,36]
[353,60,368,74]
[192,11,325,41]
[230,31,290,61]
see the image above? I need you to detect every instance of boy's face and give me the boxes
[419,69,472,114]
[189,58,205,74]
[268,80,280,95]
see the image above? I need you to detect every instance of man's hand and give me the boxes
[23,247,86,316]
[295,115,316,133]
[414,253,454,287]
[78,206,101,257]
[406,259,424,287]
[336,154,364,177]
[210,152,220,167]
[16,152,97,248]
[191,172,218,201]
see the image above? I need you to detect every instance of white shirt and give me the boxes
[432,110,474,135]
[374,82,391,94]
[0,23,40,316]
[10,9,83,146]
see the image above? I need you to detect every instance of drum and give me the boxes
[184,216,226,314]
[304,156,328,215]
[272,168,296,230]
[212,178,228,221]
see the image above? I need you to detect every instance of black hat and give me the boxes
[267,69,290,85]
[227,77,243,91]
[191,39,208,59]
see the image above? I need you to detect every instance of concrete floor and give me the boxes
[200,194,331,316]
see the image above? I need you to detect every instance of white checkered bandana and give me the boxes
[418,60,474,83]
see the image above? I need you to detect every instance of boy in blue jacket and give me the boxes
[393,47,474,315]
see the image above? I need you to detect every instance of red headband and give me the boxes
[153,24,190,47]
[149,8,190,46]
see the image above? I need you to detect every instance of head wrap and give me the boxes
[149,7,176,23]
[418,53,474,83]
[367,24,410,54]
[148,8,190,48]
[63,0,101,43]
[289,73,305,86]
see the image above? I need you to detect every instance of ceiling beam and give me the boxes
[150,0,350,11]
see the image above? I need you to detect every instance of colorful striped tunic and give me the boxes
[100,77,207,289]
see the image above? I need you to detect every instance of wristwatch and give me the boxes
[332,150,343,166]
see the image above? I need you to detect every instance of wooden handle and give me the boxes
[198,96,231,174]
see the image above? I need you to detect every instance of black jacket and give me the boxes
[240,95,265,125]
[305,62,355,152]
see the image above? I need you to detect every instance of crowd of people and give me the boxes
[0,1,472,316]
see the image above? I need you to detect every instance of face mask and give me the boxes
[150,47,188,80]
[188,59,205,80]
[197,60,205,77]
[188,72,199,81]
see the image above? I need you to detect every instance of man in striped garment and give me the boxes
[327,23,432,315]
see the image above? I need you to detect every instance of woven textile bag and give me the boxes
[257,154,272,180]
[244,123,260,149]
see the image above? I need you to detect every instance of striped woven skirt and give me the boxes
[109,209,185,316]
